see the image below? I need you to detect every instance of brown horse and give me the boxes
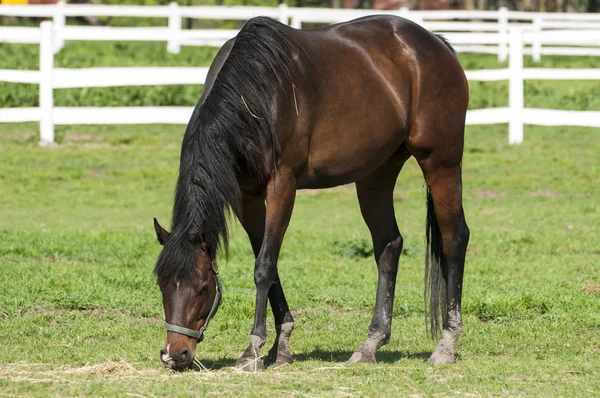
[153,15,469,371]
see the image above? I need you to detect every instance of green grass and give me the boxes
[0,122,599,396]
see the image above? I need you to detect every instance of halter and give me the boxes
[164,260,223,342]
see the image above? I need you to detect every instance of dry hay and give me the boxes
[66,360,139,375]
[0,360,163,385]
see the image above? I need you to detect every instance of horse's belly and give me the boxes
[296,123,406,189]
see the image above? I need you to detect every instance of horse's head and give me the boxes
[153,218,222,371]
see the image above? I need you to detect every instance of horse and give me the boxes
[153,14,470,372]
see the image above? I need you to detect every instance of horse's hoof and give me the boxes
[427,350,456,365]
[347,350,376,364]
[273,354,294,368]
[265,350,294,368]
[235,356,265,372]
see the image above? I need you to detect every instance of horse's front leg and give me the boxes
[265,273,295,367]
[236,170,297,371]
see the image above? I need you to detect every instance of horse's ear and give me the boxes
[153,218,171,246]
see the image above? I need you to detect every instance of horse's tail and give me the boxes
[424,187,446,339]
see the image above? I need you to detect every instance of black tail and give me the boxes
[424,188,447,339]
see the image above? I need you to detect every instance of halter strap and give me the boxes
[164,260,223,342]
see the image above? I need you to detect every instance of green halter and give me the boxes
[164,260,223,342]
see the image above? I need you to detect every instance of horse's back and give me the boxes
[286,16,467,188]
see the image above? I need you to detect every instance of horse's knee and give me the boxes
[254,259,276,289]
[377,234,403,276]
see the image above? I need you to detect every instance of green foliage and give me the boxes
[332,238,374,258]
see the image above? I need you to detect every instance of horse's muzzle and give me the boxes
[160,348,193,371]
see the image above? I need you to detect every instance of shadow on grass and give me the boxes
[193,357,237,371]
[294,349,430,364]
[191,350,431,372]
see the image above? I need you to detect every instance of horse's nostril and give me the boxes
[180,348,189,361]
[160,348,167,357]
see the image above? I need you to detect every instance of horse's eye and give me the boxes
[196,284,209,298]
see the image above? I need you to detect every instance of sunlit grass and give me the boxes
[0,122,599,396]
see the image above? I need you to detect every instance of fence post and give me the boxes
[39,21,55,146]
[532,16,542,62]
[53,0,65,54]
[291,15,302,29]
[278,3,289,25]
[167,2,181,54]
[398,6,409,18]
[399,6,422,25]
[498,7,508,62]
[508,27,524,145]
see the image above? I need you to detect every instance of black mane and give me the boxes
[154,17,297,283]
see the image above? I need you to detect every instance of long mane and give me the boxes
[154,17,297,283]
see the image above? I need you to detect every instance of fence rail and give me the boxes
[1,18,599,145]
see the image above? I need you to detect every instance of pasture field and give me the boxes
[1,43,600,396]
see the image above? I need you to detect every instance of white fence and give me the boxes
[2,2,600,60]
[1,18,600,145]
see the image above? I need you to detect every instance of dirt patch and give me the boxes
[88,309,109,316]
[472,189,506,199]
[327,306,369,317]
[32,257,81,265]
[467,246,483,254]
[61,133,117,148]
[65,134,95,142]
[131,316,162,325]
[23,307,73,317]
[529,190,562,197]
[583,285,600,295]
[479,208,498,215]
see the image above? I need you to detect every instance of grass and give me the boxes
[0,121,599,396]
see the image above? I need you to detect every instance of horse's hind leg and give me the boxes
[416,159,470,365]
[348,152,408,364]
